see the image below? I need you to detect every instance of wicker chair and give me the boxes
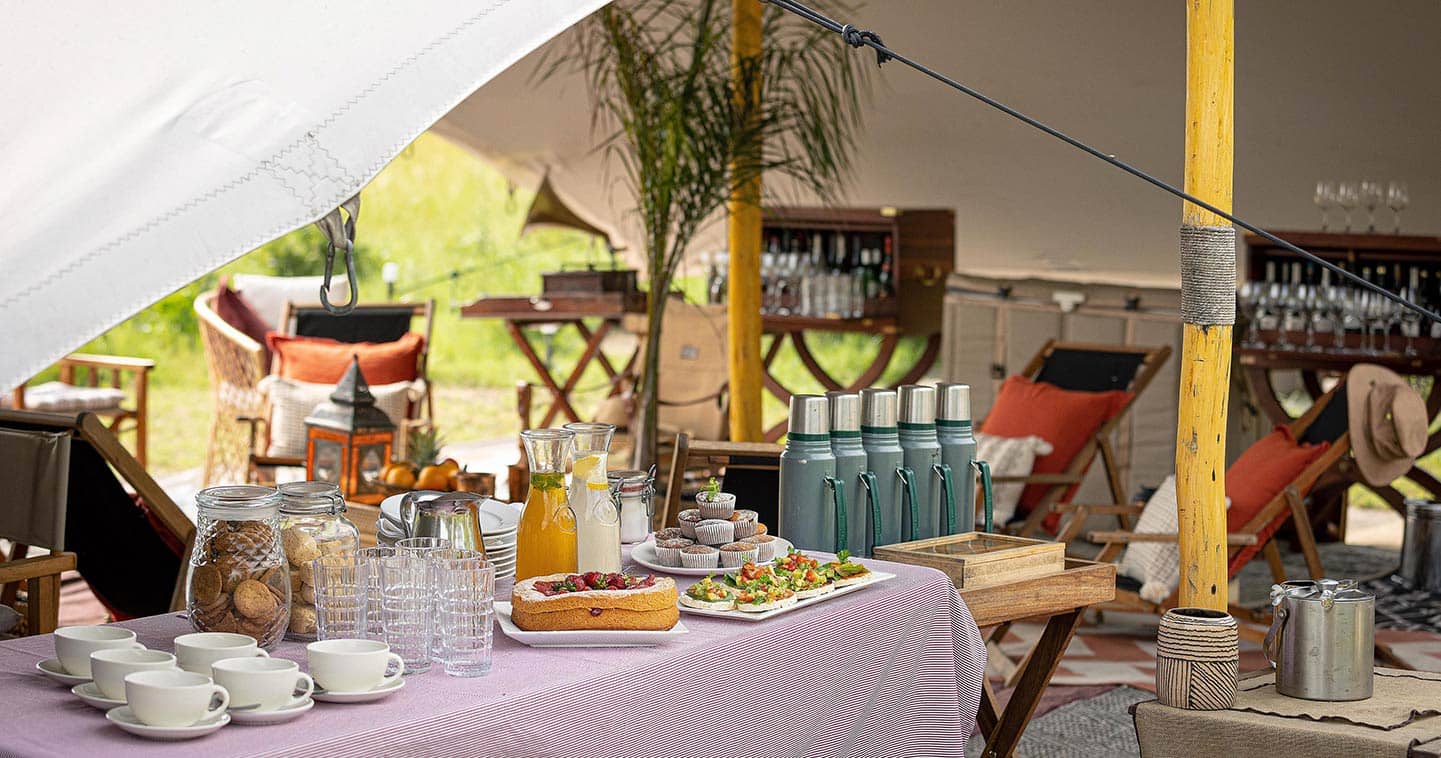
[195,291,268,487]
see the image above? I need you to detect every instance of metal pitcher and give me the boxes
[399,490,486,556]
[1264,578,1374,701]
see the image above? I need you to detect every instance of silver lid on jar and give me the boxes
[936,382,972,422]
[825,391,862,433]
[897,384,936,424]
[860,388,898,428]
[788,394,830,436]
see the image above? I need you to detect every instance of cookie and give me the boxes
[210,610,243,634]
[191,565,222,604]
[233,579,279,619]
[319,539,351,557]
[290,571,304,592]
[239,613,284,644]
[296,561,315,587]
[299,584,316,605]
[289,606,317,635]
[282,528,322,565]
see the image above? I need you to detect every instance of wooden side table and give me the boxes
[959,558,1117,758]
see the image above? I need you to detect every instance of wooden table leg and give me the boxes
[977,678,1002,737]
[981,609,1084,758]
[505,321,582,426]
[541,320,613,427]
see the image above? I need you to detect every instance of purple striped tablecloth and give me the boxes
[0,553,984,758]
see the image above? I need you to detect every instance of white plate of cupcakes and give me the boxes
[630,487,789,576]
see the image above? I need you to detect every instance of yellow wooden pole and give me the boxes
[1176,0,1234,610]
[727,0,765,442]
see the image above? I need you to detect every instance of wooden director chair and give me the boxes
[1001,340,1172,539]
[660,434,781,532]
[1082,381,1351,630]
[0,410,195,629]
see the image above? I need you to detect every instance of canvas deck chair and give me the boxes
[991,340,1171,538]
[0,410,195,625]
[1082,381,1351,624]
[661,434,781,532]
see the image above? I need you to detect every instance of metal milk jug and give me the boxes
[898,385,947,541]
[400,491,486,555]
[1400,498,1441,592]
[936,382,977,534]
[827,391,868,557]
[779,395,845,552]
[1265,578,1374,701]
[860,388,903,552]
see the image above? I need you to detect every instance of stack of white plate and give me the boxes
[377,495,522,581]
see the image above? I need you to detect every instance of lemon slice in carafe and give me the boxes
[571,454,604,483]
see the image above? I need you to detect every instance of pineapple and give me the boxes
[408,427,446,469]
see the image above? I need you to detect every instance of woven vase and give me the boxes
[1156,607,1238,710]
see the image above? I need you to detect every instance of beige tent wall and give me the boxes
[437,0,1441,282]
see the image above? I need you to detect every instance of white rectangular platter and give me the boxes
[676,571,895,622]
[494,601,689,647]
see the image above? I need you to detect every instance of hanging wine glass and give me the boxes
[1387,181,1409,234]
[1336,182,1360,233]
[1360,181,1384,233]
[1314,181,1336,232]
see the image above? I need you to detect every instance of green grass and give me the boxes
[56,133,920,475]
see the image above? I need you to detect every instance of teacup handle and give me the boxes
[291,672,315,705]
[129,641,146,650]
[381,652,405,686]
[252,650,271,659]
[206,685,231,720]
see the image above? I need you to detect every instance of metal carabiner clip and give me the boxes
[315,194,361,315]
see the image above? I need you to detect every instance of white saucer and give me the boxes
[229,698,314,725]
[311,676,404,703]
[106,706,229,740]
[72,682,125,710]
[37,658,90,685]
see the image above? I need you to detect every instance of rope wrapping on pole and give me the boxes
[1179,225,1237,326]
[760,0,1440,326]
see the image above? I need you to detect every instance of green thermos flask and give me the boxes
[826,391,867,557]
[860,388,902,551]
[936,382,977,534]
[779,394,846,553]
[898,384,948,541]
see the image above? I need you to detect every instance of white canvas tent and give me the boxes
[0,0,608,390]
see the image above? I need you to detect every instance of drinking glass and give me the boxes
[1400,285,1423,356]
[1388,181,1410,233]
[1313,181,1336,231]
[311,557,367,641]
[1237,281,1262,347]
[357,546,396,642]
[433,549,495,678]
[375,551,433,674]
[1360,181,1384,233]
[1336,182,1360,232]
[396,537,450,661]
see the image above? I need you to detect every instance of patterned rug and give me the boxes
[965,685,1151,758]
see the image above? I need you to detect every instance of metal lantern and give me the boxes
[304,356,396,504]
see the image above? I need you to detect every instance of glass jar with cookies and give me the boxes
[276,481,359,641]
[187,485,292,648]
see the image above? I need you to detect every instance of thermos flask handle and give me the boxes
[824,476,848,554]
[858,471,882,557]
[897,467,919,541]
[971,460,994,534]
[933,463,956,536]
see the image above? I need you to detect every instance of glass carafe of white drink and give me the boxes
[563,422,620,573]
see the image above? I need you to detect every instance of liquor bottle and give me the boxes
[880,236,895,296]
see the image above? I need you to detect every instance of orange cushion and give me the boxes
[268,332,424,385]
[1224,425,1329,573]
[979,375,1133,526]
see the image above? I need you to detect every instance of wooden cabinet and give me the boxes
[761,207,955,335]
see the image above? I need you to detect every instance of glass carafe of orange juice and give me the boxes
[563,422,619,573]
[516,428,577,580]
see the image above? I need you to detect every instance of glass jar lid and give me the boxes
[196,485,280,520]
[277,481,346,515]
[607,469,652,495]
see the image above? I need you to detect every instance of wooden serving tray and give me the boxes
[872,532,1064,590]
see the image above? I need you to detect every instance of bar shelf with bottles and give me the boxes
[705,207,955,336]
[1239,231,1441,367]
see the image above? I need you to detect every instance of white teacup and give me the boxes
[306,639,405,693]
[211,657,314,712]
[54,626,144,677]
[90,648,178,700]
[174,632,268,675]
[124,669,229,728]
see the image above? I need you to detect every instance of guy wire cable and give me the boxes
[761,0,1441,324]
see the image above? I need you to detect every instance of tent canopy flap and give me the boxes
[0,0,608,389]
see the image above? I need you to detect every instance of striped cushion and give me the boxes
[1,381,127,411]
[975,432,1054,525]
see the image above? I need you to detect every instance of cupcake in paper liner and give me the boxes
[655,538,694,567]
[695,489,737,520]
[680,544,720,569]
[694,518,735,546]
[728,509,759,539]
[678,509,703,539]
[719,542,760,568]
[742,534,778,562]
[654,527,685,543]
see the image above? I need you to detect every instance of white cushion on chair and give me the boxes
[231,273,348,333]
[1,381,127,411]
[1118,475,1180,604]
[975,432,1054,525]
[259,376,418,459]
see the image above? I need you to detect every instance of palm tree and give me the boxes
[548,0,870,468]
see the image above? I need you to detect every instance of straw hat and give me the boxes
[1347,364,1427,487]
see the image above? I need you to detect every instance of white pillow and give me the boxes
[259,376,417,458]
[975,432,1054,525]
[1118,475,1180,604]
[231,273,349,333]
